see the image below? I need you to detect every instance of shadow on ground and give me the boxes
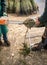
[0,46,47,65]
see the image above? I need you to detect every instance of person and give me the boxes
[0,0,10,46]
[31,0,47,51]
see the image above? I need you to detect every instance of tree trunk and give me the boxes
[12,0,15,13]
[15,0,20,14]
[7,0,10,12]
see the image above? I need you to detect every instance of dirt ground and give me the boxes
[8,14,40,21]
[0,14,47,65]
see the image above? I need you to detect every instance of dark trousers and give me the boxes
[0,34,8,42]
[43,27,47,38]
[42,27,47,46]
[3,34,8,41]
[0,25,8,41]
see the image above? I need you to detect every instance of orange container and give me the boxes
[0,19,6,25]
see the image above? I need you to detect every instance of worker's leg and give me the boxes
[31,27,47,51]
[1,25,10,46]
[43,27,47,49]
[0,25,3,45]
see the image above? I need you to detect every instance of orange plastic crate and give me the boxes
[0,19,6,25]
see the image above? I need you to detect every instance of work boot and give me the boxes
[0,40,3,46]
[3,34,10,47]
[31,37,45,51]
[43,38,47,50]
[31,42,43,51]
[0,37,3,46]
[4,40,10,47]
